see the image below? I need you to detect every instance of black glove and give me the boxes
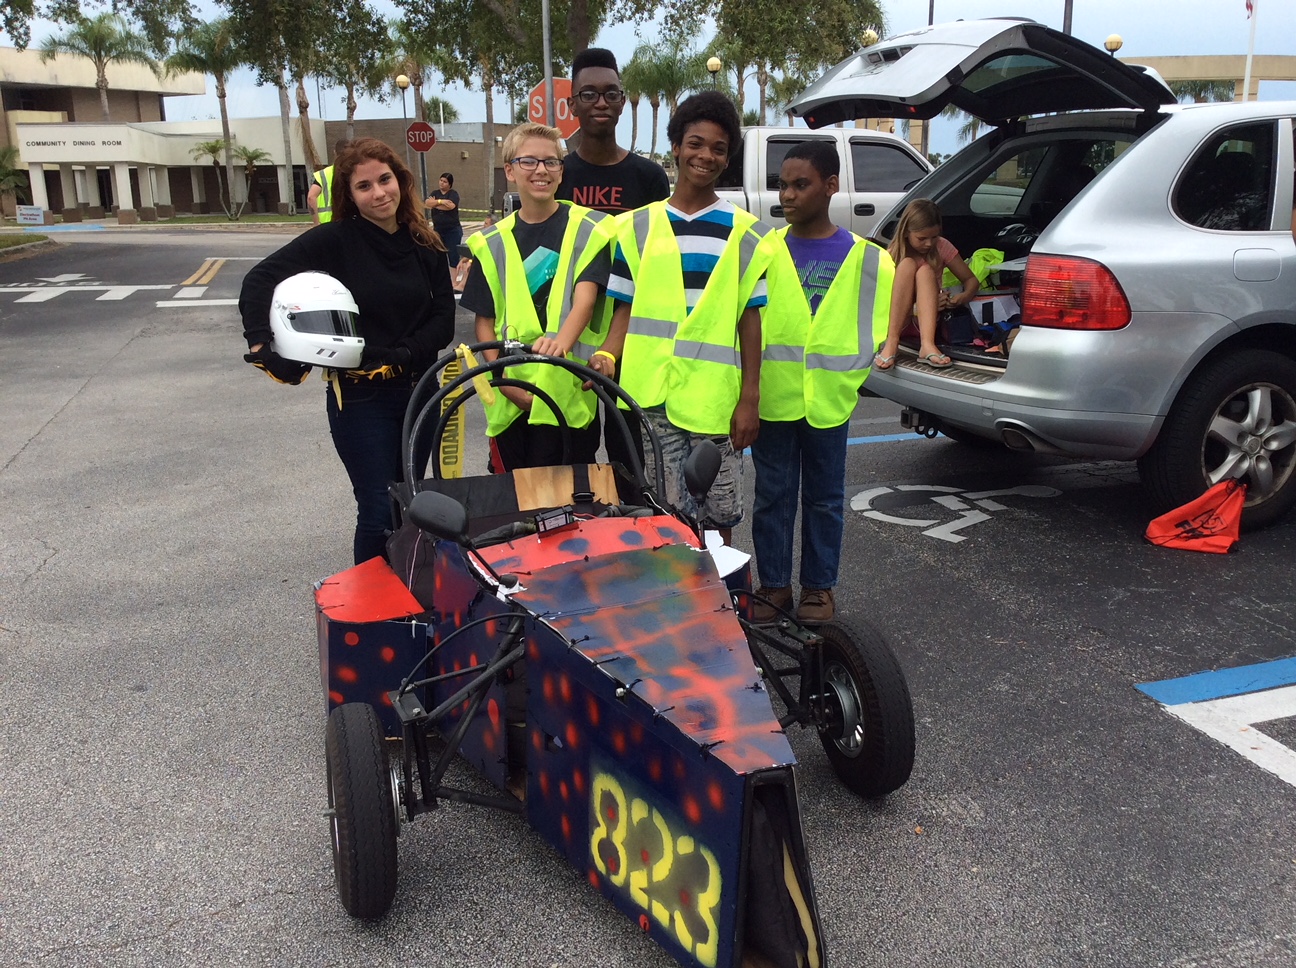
[349,345,412,381]
[244,346,310,385]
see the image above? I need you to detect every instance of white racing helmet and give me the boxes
[269,272,364,369]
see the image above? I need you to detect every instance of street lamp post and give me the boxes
[707,56,722,87]
[396,73,412,184]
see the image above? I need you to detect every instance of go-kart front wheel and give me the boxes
[326,703,399,918]
[815,620,915,798]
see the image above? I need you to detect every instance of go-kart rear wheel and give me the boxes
[815,620,915,798]
[326,703,398,918]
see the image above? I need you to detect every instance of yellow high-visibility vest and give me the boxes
[760,227,894,428]
[613,202,777,435]
[313,166,335,223]
[466,202,611,436]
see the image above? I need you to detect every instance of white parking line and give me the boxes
[155,298,240,307]
[1165,685,1296,789]
[1139,659,1296,791]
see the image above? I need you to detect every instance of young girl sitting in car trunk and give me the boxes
[873,198,979,370]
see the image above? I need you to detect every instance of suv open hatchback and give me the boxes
[792,17,1296,527]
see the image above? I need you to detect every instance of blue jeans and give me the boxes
[439,226,464,264]
[326,381,411,564]
[750,418,849,590]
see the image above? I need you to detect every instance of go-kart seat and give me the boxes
[389,463,621,544]
[388,463,624,609]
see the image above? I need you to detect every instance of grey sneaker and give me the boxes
[796,587,835,623]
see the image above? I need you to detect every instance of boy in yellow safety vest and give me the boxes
[590,91,777,542]
[751,140,894,623]
[461,122,613,472]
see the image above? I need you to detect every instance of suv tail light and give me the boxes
[1021,255,1131,330]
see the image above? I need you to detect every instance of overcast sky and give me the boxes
[46,0,1296,156]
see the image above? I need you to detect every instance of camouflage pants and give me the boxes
[640,406,743,529]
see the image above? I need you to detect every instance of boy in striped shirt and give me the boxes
[589,92,775,540]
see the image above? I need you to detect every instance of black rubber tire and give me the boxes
[814,620,915,798]
[326,703,398,919]
[1138,350,1296,530]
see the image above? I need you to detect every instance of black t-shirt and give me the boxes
[460,205,609,323]
[555,152,670,214]
[428,189,461,234]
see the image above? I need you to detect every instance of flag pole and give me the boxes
[1242,0,1258,102]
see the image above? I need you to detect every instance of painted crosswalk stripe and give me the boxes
[155,298,239,307]
[1138,657,1296,789]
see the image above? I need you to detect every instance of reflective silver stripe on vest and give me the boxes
[483,229,508,309]
[736,221,768,279]
[555,212,606,332]
[570,342,595,361]
[763,344,805,363]
[628,316,677,339]
[315,169,332,214]
[631,206,653,256]
[805,245,883,373]
[675,340,739,367]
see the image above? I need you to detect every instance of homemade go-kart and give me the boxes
[314,343,915,968]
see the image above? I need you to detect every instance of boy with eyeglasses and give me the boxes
[462,122,613,473]
[557,47,670,215]
[557,47,670,497]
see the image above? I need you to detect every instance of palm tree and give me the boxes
[621,48,651,153]
[389,19,455,126]
[191,139,233,217]
[320,11,391,141]
[629,38,711,161]
[768,73,806,127]
[0,146,30,220]
[422,95,459,126]
[941,103,982,146]
[166,20,245,216]
[1170,80,1237,103]
[232,146,272,217]
[39,13,162,123]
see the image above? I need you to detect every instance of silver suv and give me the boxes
[793,18,1296,527]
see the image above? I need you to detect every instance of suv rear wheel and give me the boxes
[1139,350,1296,529]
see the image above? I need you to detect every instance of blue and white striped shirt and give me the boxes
[608,199,768,315]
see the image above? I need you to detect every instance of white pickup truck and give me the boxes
[504,126,932,235]
[716,126,933,236]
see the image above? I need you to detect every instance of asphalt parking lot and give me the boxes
[2,231,1295,968]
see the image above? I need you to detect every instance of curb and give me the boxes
[0,237,61,258]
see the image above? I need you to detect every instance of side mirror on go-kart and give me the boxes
[408,490,470,546]
[684,439,722,504]
[407,489,515,588]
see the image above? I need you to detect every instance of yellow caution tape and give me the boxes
[327,368,343,410]
[438,356,465,479]
[456,343,497,405]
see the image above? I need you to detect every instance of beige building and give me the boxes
[4,44,512,221]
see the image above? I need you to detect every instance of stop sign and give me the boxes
[407,121,436,153]
[528,78,579,139]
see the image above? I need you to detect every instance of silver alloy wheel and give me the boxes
[822,661,865,757]
[1203,382,1296,504]
[388,760,404,837]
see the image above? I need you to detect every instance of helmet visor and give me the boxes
[287,308,360,337]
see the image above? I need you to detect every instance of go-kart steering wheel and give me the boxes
[400,341,668,504]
